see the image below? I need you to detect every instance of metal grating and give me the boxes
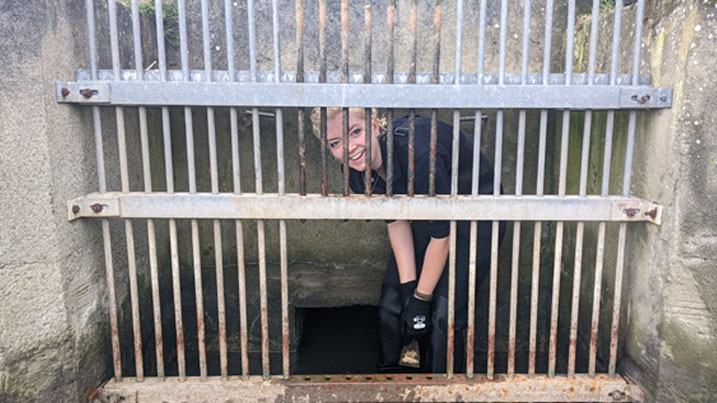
[57,0,667,401]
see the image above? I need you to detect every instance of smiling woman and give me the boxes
[309,107,506,373]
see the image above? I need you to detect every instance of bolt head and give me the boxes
[61,88,70,97]
[72,205,80,214]
[90,203,103,213]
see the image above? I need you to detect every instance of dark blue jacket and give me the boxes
[349,116,497,239]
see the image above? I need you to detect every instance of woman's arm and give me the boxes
[416,236,449,295]
[386,220,417,283]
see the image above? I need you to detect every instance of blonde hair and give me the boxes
[309,107,387,139]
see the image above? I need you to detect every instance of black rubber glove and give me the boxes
[399,280,417,309]
[401,293,432,338]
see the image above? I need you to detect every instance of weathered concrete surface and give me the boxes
[561,1,717,401]
[0,1,107,402]
[0,0,160,400]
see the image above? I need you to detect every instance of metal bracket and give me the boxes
[56,82,110,104]
[619,87,673,109]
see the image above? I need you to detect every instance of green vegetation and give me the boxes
[116,0,179,47]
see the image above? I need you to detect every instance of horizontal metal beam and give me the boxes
[74,68,654,86]
[97,374,644,402]
[56,80,671,109]
[68,193,663,224]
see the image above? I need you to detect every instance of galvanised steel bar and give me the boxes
[271,0,290,379]
[86,0,121,381]
[319,0,328,196]
[447,0,462,378]
[200,0,228,379]
[590,0,623,378]
[69,194,662,223]
[155,0,186,381]
[108,0,144,381]
[341,0,350,197]
[610,0,645,378]
[58,80,671,109]
[364,2,373,197]
[530,0,554,377]
[385,0,395,196]
[487,0,508,380]
[247,0,271,380]
[549,0,576,379]
[466,0,487,379]
[131,0,164,378]
[225,0,249,376]
[225,3,249,373]
[74,69,657,86]
[508,0,531,379]
[568,0,600,379]
[97,374,644,402]
[428,1,441,197]
[296,0,306,196]
[407,0,417,197]
[178,0,208,379]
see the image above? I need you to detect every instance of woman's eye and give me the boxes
[351,128,362,137]
[329,141,340,149]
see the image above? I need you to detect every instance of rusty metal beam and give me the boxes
[68,193,663,224]
[95,374,643,402]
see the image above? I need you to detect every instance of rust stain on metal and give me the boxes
[72,205,80,214]
[79,88,94,98]
[623,208,639,217]
[61,88,70,97]
[644,208,657,219]
[91,203,103,213]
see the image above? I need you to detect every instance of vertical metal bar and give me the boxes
[108,0,144,381]
[428,1,440,198]
[364,2,373,196]
[447,0,461,377]
[270,0,290,379]
[590,0,623,377]
[508,0,531,379]
[385,0,395,196]
[296,0,306,196]
[609,0,644,378]
[224,0,249,378]
[319,0,328,196]
[568,0,600,379]
[407,0,417,197]
[247,0,270,379]
[466,0,486,379]
[487,0,507,380]
[529,0,553,377]
[549,0,575,378]
[132,0,164,379]
[341,0,350,197]
[155,0,185,381]
[178,0,208,379]
[86,0,121,382]
[200,0,228,379]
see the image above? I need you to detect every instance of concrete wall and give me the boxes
[0,0,159,400]
[0,1,109,401]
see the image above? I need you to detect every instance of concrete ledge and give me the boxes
[95,374,643,402]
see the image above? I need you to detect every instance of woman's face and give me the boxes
[326,109,382,172]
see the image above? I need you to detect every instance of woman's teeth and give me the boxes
[350,151,364,161]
